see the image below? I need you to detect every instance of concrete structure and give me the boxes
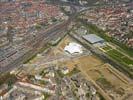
[64,42,83,54]
[82,34,104,44]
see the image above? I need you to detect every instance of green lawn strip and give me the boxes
[74,18,133,77]
[121,56,133,65]
[117,46,133,57]
[79,19,133,57]
[89,24,133,57]
[102,45,112,51]
[86,23,133,67]
[106,50,133,66]
[106,50,133,77]
[106,49,124,58]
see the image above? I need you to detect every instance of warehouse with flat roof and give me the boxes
[82,34,105,44]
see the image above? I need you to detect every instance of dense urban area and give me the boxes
[0,0,133,100]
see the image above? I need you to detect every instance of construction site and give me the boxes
[19,35,133,100]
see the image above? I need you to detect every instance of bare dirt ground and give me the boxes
[82,63,133,100]
[22,35,133,100]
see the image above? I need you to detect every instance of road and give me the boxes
[0,21,69,73]
[69,30,133,79]
[23,51,91,67]
[0,2,79,73]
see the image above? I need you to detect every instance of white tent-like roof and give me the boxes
[64,42,83,54]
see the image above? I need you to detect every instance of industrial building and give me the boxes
[82,34,105,47]
[82,34,105,44]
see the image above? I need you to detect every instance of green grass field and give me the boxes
[101,45,133,67]
[106,49,133,68]
[79,19,133,57]
[105,49,133,78]
[79,19,133,78]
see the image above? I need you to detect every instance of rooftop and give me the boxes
[64,42,83,54]
[82,34,104,44]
